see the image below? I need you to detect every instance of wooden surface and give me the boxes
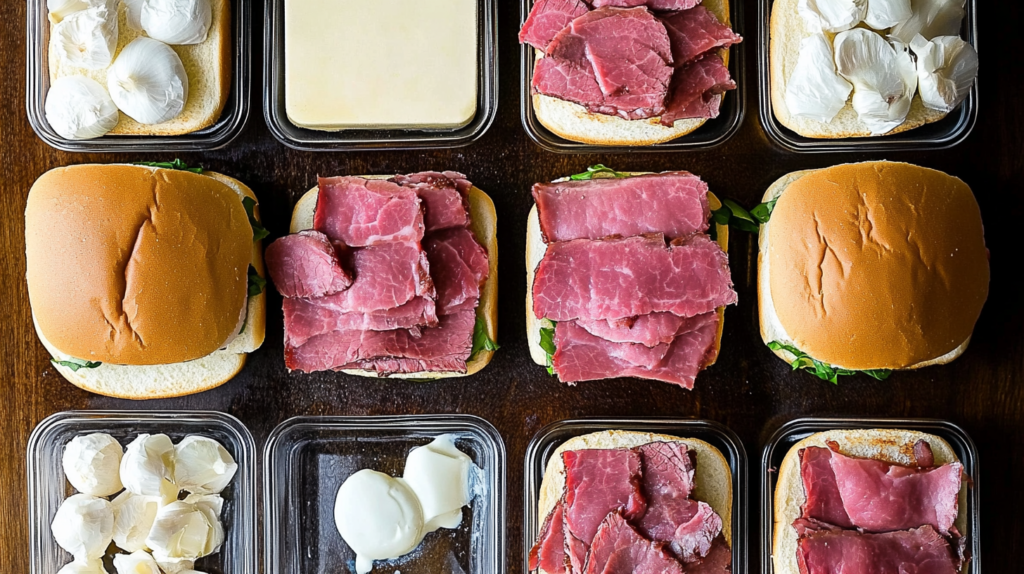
[2,1,1022,573]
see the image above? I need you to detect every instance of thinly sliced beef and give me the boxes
[532,173,709,243]
[314,177,424,246]
[530,500,566,573]
[798,447,854,529]
[282,297,438,347]
[590,0,701,9]
[661,6,742,66]
[796,526,961,574]
[660,54,735,126]
[563,449,646,574]
[393,170,472,194]
[533,234,736,322]
[311,241,434,314]
[264,230,352,298]
[425,228,489,316]
[577,313,695,348]
[520,0,590,51]
[392,171,471,232]
[284,310,476,374]
[685,535,732,574]
[582,512,684,574]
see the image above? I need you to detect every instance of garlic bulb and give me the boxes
[141,0,213,45]
[890,0,965,42]
[62,433,124,496]
[45,76,120,140]
[124,0,146,30]
[797,0,866,33]
[120,433,178,503]
[108,37,189,124]
[53,7,118,70]
[173,436,237,495]
[57,559,109,574]
[51,494,114,561]
[864,0,912,29]
[786,33,854,123]
[155,559,195,574]
[112,551,161,574]
[111,491,160,553]
[834,29,918,134]
[146,501,214,561]
[910,34,977,112]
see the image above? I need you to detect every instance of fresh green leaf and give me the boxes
[242,197,270,243]
[767,341,891,384]
[711,201,761,234]
[51,358,101,372]
[750,197,778,224]
[721,199,756,225]
[569,164,630,181]
[539,324,557,376]
[134,159,203,173]
[471,316,499,359]
[248,265,266,297]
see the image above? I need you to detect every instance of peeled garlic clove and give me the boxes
[797,0,866,33]
[124,0,146,30]
[57,559,109,574]
[48,0,89,23]
[51,494,114,561]
[45,76,120,140]
[834,29,917,134]
[173,436,237,495]
[182,493,224,518]
[53,7,118,70]
[62,433,124,496]
[180,494,224,556]
[785,33,854,123]
[111,491,160,553]
[112,551,161,574]
[910,34,977,112]
[865,0,912,29]
[108,38,189,125]
[120,433,178,502]
[146,501,212,561]
[141,0,213,45]
[890,0,965,42]
[155,559,194,574]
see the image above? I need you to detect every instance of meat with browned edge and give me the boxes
[660,54,735,126]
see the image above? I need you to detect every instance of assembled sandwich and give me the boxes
[25,163,267,399]
[757,161,989,382]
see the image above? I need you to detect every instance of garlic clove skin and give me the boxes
[120,433,178,503]
[182,493,224,518]
[51,494,114,561]
[146,501,213,562]
[45,76,120,140]
[173,436,237,495]
[785,33,854,123]
[141,0,213,45]
[111,491,161,553]
[62,433,124,496]
[124,0,146,31]
[890,0,965,43]
[56,559,110,574]
[865,0,912,29]
[108,38,189,125]
[910,34,977,112]
[112,551,161,574]
[47,0,116,24]
[797,0,867,33]
[53,7,118,70]
[181,493,225,554]
[834,29,918,134]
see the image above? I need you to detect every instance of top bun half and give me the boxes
[764,162,988,370]
[26,165,253,365]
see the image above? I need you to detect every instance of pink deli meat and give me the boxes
[392,171,472,232]
[425,228,490,316]
[660,54,735,126]
[314,177,424,246]
[520,0,591,51]
[661,6,742,65]
[264,230,352,298]
[530,500,567,573]
[583,512,684,574]
[590,0,701,9]
[796,526,961,574]
[576,313,694,348]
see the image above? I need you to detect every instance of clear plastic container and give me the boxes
[519,0,746,153]
[27,410,257,574]
[757,0,978,153]
[263,415,506,574]
[523,418,748,573]
[262,0,498,151]
[761,418,981,573]
[26,0,251,152]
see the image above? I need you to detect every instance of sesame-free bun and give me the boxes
[768,0,947,138]
[26,165,265,399]
[536,430,733,574]
[758,162,988,371]
[532,0,733,146]
[290,177,498,380]
[772,429,967,574]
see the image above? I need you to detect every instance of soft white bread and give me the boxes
[48,0,232,136]
[537,430,733,574]
[532,0,733,146]
[772,429,967,574]
[526,172,728,370]
[290,177,498,380]
[768,0,947,138]
[757,162,987,371]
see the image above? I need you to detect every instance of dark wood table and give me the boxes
[2,1,1021,573]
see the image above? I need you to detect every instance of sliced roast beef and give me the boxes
[425,228,489,316]
[582,512,684,574]
[685,535,732,574]
[796,526,961,574]
[530,500,567,573]
[314,177,425,246]
[590,0,701,9]
[265,230,352,298]
[661,6,742,66]
[308,241,434,315]
[392,171,471,232]
[563,448,646,574]
[577,313,693,348]
[282,297,438,347]
[660,54,735,126]
[520,0,591,51]
[533,233,736,322]
[798,446,855,529]
[532,173,709,243]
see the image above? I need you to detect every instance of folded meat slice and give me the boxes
[798,446,854,529]
[530,500,567,573]
[563,448,646,574]
[796,526,961,574]
[661,6,742,66]
[520,0,590,51]
[533,234,736,322]
[685,535,732,574]
[282,297,438,347]
[265,230,352,298]
[582,512,684,574]
[532,173,710,243]
[392,171,472,232]
[660,54,735,126]
[577,313,694,348]
[590,0,701,9]
[314,176,425,246]
[312,241,434,315]
[425,228,490,316]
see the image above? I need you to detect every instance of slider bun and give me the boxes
[533,0,732,146]
[525,172,728,371]
[758,162,988,371]
[537,430,733,574]
[768,0,947,138]
[772,429,966,574]
[290,176,498,380]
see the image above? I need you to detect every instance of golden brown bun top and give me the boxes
[26,165,253,365]
[767,162,989,370]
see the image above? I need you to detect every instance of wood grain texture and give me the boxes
[2,1,1023,573]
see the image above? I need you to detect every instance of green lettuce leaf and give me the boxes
[134,159,203,173]
[51,358,102,372]
[767,341,891,384]
[471,316,499,359]
[539,323,557,376]
[569,165,630,181]
[242,197,270,243]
